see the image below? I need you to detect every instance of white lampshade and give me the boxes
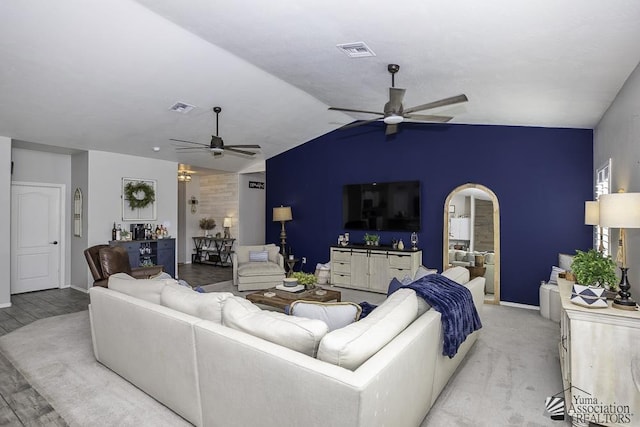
[273,206,292,222]
[584,201,600,225]
[598,193,640,228]
[223,217,232,228]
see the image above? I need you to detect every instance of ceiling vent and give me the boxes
[336,42,376,58]
[169,102,196,114]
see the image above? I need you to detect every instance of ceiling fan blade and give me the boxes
[225,147,257,156]
[328,107,384,116]
[170,138,208,147]
[403,113,453,123]
[385,124,398,136]
[338,117,381,130]
[387,87,406,112]
[175,147,206,151]
[226,144,261,149]
[403,94,468,114]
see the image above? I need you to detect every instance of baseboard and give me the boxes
[0,302,11,308]
[70,285,89,294]
[500,301,539,311]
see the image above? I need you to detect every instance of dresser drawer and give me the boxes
[389,254,412,269]
[332,261,351,274]
[331,273,351,286]
[331,250,351,262]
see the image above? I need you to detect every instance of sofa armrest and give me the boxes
[464,276,485,317]
[131,265,164,279]
[275,253,284,268]
[232,253,238,285]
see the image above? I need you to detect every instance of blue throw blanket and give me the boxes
[405,274,482,358]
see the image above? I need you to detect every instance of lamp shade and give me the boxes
[584,201,600,225]
[273,206,292,222]
[223,217,232,228]
[598,193,640,228]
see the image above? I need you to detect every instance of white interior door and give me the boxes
[11,184,62,294]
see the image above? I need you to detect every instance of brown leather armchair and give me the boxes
[84,244,164,287]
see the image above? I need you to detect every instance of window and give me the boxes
[595,159,611,255]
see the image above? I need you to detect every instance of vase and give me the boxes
[570,284,607,308]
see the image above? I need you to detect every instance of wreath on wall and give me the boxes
[124,181,155,210]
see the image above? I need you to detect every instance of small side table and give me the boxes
[466,265,486,280]
[285,258,299,277]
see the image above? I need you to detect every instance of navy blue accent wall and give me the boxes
[266,122,593,305]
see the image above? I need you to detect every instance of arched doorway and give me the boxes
[443,183,500,304]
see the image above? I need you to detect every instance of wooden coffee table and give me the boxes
[246,287,341,311]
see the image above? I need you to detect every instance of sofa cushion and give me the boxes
[107,273,179,304]
[249,250,269,262]
[289,301,362,332]
[317,289,419,370]
[441,266,470,284]
[238,262,284,277]
[236,244,280,264]
[160,286,233,324]
[222,297,328,357]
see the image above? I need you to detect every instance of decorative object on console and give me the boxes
[273,205,292,255]
[570,248,617,291]
[199,217,216,237]
[598,191,640,310]
[188,196,198,214]
[364,233,380,246]
[569,283,608,308]
[411,232,418,250]
[223,217,232,239]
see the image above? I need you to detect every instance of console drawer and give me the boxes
[331,273,351,286]
[332,261,351,274]
[331,250,351,262]
[389,254,412,269]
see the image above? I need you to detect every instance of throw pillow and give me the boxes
[249,250,269,262]
[387,275,412,296]
[413,265,438,281]
[548,266,565,285]
[222,297,328,357]
[289,301,362,331]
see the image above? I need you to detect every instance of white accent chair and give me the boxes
[232,244,285,291]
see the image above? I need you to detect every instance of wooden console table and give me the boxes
[557,278,639,426]
[192,237,235,267]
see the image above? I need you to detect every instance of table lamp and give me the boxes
[223,217,232,239]
[273,206,292,255]
[598,192,640,310]
[584,200,604,253]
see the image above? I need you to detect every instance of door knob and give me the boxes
[50,241,58,245]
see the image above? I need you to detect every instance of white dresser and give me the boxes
[330,246,422,293]
[557,278,640,426]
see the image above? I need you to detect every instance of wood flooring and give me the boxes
[0,263,230,426]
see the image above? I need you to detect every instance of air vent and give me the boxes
[336,42,376,58]
[169,102,196,114]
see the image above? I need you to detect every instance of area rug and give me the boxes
[0,302,564,426]
[0,311,190,427]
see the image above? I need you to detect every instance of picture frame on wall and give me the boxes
[122,177,157,221]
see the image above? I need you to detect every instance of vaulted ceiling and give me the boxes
[1,1,639,172]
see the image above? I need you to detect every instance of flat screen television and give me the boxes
[342,180,421,231]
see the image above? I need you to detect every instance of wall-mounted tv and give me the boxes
[342,180,421,231]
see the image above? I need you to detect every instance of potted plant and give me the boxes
[570,249,618,304]
[292,271,317,290]
[571,249,618,290]
[364,233,380,246]
[199,217,216,237]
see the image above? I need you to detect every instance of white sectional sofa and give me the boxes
[88,267,484,427]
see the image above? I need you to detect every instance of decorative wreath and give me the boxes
[124,181,155,210]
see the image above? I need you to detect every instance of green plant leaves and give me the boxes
[571,249,618,290]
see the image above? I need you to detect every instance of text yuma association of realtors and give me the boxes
[569,394,633,424]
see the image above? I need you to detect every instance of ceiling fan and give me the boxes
[171,107,261,157]
[329,64,468,136]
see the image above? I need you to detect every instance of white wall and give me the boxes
[86,151,178,289]
[0,137,11,307]
[238,172,265,245]
[11,148,73,287]
[594,61,640,300]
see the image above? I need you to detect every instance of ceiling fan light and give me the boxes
[210,147,224,154]
[383,115,403,125]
